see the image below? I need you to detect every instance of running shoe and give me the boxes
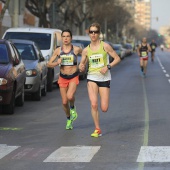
[70,106,78,121]
[66,119,73,130]
[140,71,144,77]
[91,129,102,137]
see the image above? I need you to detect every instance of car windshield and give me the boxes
[14,43,37,60]
[4,32,51,50]
[72,40,90,48]
[0,44,9,64]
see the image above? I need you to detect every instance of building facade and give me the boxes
[134,0,151,30]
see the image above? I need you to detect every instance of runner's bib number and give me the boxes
[89,54,104,68]
[141,51,147,57]
[60,55,74,65]
[152,45,155,49]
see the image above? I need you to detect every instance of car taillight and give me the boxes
[0,78,7,85]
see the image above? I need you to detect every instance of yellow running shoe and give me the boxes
[66,119,73,130]
[91,129,102,137]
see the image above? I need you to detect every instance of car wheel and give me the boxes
[5,90,15,114]
[32,85,41,101]
[47,68,53,92]
[16,85,24,106]
[42,79,47,96]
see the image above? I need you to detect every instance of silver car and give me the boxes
[10,39,47,101]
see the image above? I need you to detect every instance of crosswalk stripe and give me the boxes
[137,146,170,162]
[0,144,20,159]
[43,146,101,162]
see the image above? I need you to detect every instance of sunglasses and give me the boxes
[89,30,100,34]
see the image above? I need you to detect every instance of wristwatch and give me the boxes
[107,64,111,70]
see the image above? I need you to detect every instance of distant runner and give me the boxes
[137,37,151,77]
[150,39,157,62]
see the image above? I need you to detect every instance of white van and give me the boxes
[2,27,62,91]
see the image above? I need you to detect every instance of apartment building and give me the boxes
[134,0,151,30]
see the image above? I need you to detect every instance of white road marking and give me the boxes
[163,70,166,73]
[168,79,170,84]
[43,146,101,162]
[137,146,170,162]
[0,144,20,159]
[165,74,170,77]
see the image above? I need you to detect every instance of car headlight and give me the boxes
[0,78,7,85]
[26,69,37,76]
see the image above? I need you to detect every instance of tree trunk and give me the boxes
[0,0,10,36]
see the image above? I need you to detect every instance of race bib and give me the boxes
[60,55,74,65]
[141,51,147,57]
[89,54,104,68]
[152,45,155,49]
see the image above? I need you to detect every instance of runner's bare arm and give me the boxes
[73,46,82,56]
[137,45,141,56]
[79,48,88,72]
[104,42,121,68]
[147,44,152,52]
[47,48,61,68]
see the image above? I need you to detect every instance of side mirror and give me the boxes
[13,58,19,66]
[39,56,45,62]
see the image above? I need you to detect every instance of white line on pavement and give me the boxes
[43,146,101,162]
[0,144,20,159]
[137,146,170,162]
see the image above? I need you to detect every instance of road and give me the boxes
[1,49,170,170]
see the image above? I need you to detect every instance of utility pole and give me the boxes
[82,0,86,35]
[104,18,107,40]
[12,0,19,27]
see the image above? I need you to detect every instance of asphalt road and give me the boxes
[1,49,170,170]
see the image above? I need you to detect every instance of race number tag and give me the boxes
[141,52,147,57]
[60,55,74,65]
[89,54,104,68]
[152,45,155,49]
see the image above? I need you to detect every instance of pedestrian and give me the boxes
[137,37,151,77]
[47,29,82,130]
[150,39,157,62]
[79,23,120,137]
[160,44,164,51]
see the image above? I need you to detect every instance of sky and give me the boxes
[151,0,170,31]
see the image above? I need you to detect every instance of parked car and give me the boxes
[113,44,126,60]
[123,43,133,56]
[2,27,62,92]
[72,35,91,48]
[0,39,26,114]
[72,42,88,80]
[10,39,48,101]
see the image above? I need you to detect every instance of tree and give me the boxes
[25,0,50,27]
[0,0,10,36]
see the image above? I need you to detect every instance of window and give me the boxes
[0,44,9,64]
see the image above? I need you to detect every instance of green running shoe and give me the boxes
[70,107,78,121]
[66,119,73,130]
